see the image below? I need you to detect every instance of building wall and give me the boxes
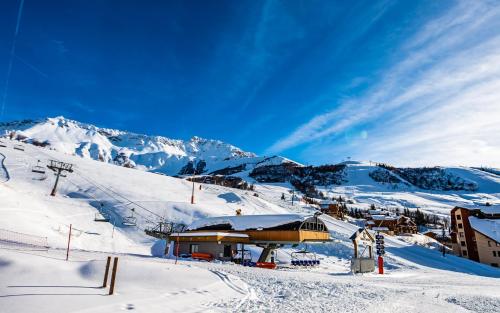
[475,231,500,267]
[175,241,237,261]
[450,207,479,261]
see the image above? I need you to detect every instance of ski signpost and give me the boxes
[376,232,384,274]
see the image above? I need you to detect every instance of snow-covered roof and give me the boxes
[171,232,249,238]
[371,215,399,221]
[469,217,500,243]
[187,214,317,231]
[368,209,384,215]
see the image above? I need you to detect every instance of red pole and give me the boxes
[66,224,72,261]
[378,256,384,274]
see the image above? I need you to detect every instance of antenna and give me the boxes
[47,160,73,196]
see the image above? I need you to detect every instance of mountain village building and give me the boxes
[318,199,343,219]
[169,213,331,263]
[365,210,417,235]
[450,205,500,267]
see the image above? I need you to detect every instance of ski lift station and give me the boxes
[169,213,331,265]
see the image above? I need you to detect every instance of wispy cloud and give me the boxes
[266,0,500,166]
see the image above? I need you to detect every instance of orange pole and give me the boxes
[66,224,72,261]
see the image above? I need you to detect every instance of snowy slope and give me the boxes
[0,138,290,252]
[315,161,500,217]
[1,137,500,313]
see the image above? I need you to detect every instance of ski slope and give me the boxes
[1,139,500,313]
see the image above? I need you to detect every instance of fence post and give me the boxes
[109,257,118,295]
[102,256,111,288]
[66,224,72,261]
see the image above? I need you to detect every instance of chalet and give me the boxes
[318,199,342,219]
[366,213,417,235]
[450,205,500,267]
[169,213,331,264]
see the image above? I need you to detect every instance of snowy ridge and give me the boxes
[0,116,262,175]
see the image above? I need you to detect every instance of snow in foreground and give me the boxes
[1,248,500,313]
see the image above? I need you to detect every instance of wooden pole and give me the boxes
[109,257,118,295]
[175,235,180,264]
[66,224,72,261]
[102,256,111,288]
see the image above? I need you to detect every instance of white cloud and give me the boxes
[266,0,500,167]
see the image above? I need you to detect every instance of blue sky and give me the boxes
[1,0,500,167]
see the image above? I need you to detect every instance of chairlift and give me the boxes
[95,210,111,222]
[32,160,46,174]
[13,144,25,151]
[290,249,319,266]
[122,208,137,226]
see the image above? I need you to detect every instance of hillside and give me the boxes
[1,137,500,313]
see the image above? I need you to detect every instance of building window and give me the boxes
[458,223,463,229]
[461,241,466,247]
[456,215,461,220]
[493,251,497,257]
[488,241,492,247]
[462,250,468,256]
[492,263,498,268]
[459,232,464,238]
[190,244,199,253]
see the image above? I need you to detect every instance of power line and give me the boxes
[1,0,25,119]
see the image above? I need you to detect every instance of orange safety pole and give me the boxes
[66,224,72,261]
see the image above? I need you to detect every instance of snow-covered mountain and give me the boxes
[0,116,294,175]
[2,117,500,204]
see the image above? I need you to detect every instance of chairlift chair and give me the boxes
[122,208,137,226]
[95,210,111,222]
[290,250,320,266]
[32,161,46,174]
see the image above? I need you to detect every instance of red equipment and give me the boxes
[256,262,277,269]
[378,256,384,274]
